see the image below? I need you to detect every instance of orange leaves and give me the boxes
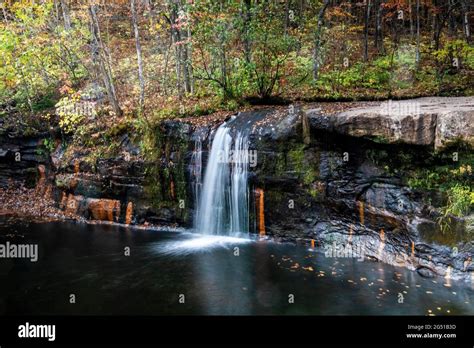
[327,5,354,22]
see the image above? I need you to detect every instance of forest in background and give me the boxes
[0,0,473,143]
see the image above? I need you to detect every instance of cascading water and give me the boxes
[191,137,203,222]
[195,122,250,236]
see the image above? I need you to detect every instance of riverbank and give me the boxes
[0,186,75,222]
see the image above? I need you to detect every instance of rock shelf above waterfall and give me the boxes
[306,97,474,150]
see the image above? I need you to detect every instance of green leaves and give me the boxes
[0,0,87,112]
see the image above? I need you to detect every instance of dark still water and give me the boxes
[0,216,472,315]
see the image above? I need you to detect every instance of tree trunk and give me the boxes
[181,24,192,95]
[220,35,229,98]
[1,1,8,24]
[461,0,471,43]
[53,0,60,24]
[416,0,420,64]
[169,5,183,98]
[284,0,290,33]
[408,0,414,38]
[299,0,305,20]
[434,2,450,50]
[450,0,457,37]
[432,0,440,49]
[186,23,194,94]
[374,0,384,54]
[89,5,122,117]
[131,0,145,110]
[243,0,252,64]
[312,0,330,81]
[60,0,71,31]
[363,0,372,62]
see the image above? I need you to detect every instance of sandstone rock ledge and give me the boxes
[306,97,474,150]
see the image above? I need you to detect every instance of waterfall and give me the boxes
[195,123,250,236]
[191,137,203,222]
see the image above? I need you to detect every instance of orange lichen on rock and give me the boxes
[88,198,121,222]
[170,180,175,200]
[59,191,68,209]
[125,202,133,225]
[35,165,47,195]
[37,164,46,180]
[255,188,265,236]
[43,185,52,199]
[358,200,365,226]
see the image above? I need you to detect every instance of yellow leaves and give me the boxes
[450,164,472,176]
[55,95,85,134]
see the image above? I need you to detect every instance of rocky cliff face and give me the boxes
[0,135,49,188]
[245,99,473,281]
[1,97,473,281]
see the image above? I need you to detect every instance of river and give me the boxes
[0,216,472,315]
